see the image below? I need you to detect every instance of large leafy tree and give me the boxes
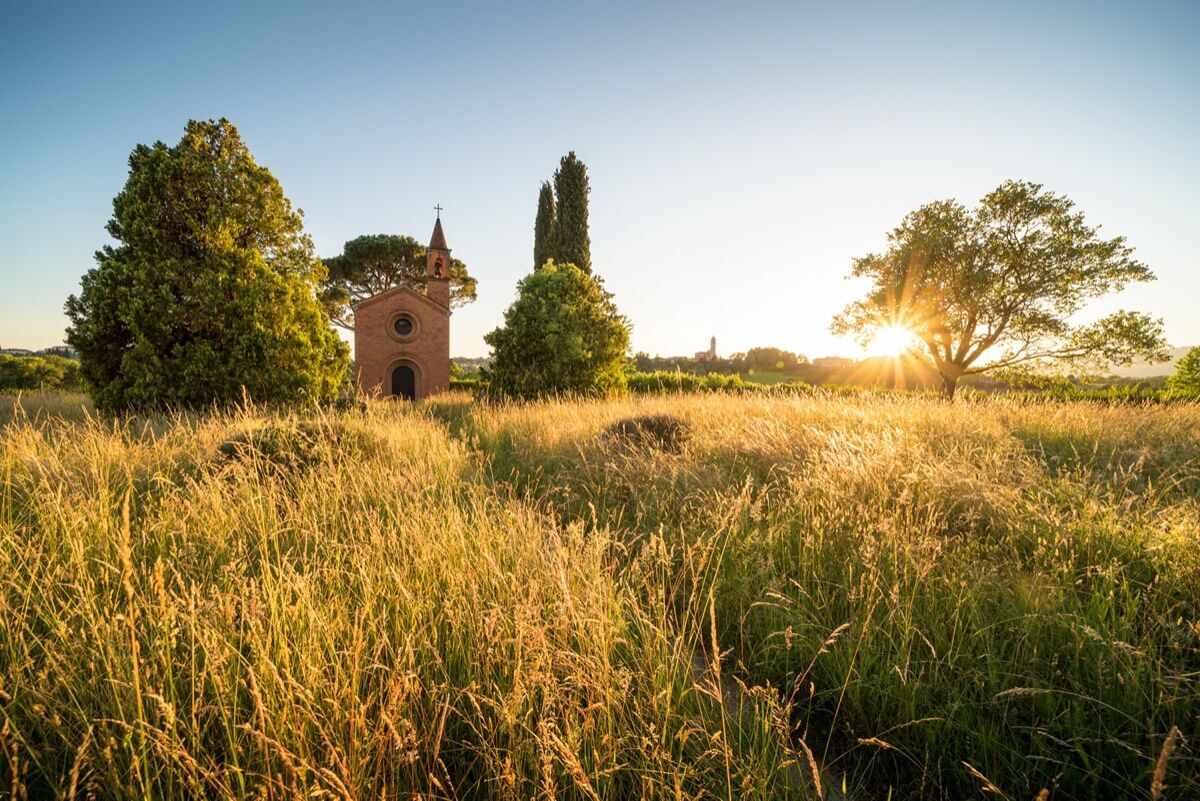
[65,119,348,412]
[533,181,556,269]
[484,261,629,399]
[832,180,1168,398]
[319,234,477,330]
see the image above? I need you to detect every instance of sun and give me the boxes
[867,323,917,358]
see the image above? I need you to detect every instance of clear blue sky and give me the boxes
[2,1,1197,359]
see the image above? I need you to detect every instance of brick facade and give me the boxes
[352,218,452,400]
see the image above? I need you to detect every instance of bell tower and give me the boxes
[426,207,451,309]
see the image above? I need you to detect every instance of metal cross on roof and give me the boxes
[434,204,443,219]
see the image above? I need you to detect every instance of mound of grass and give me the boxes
[603,413,692,453]
[216,418,384,476]
[217,420,327,473]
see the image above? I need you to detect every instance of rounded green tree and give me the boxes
[484,261,629,399]
[1167,346,1200,397]
[66,119,348,412]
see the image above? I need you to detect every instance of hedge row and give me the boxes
[626,370,811,394]
[450,371,1199,402]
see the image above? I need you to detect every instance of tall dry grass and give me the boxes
[2,391,1197,799]
[1,400,807,799]
[0,391,92,426]
[434,392,1200,799]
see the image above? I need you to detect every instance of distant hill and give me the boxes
[1106,346,1193,379]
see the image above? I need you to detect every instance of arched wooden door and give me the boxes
[391,365,416,399]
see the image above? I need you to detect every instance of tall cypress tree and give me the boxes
[551,151,591,273]
[533,181,556,269]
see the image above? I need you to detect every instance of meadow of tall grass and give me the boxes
[1,391,1197,799]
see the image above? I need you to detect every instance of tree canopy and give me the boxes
[65,118,348,412]
[319,234,477,329]
[484,260,629,399]
[739,347,807,372]
[832,180,1168,398]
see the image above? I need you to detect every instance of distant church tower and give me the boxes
[351,213,452,399]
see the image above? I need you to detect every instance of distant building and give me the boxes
[694,335,718,361]
[0,348,34,357]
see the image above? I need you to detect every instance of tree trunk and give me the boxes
[941,374,958,401]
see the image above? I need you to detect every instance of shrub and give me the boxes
[484,261,629,399]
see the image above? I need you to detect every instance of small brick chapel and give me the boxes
[352,215,452,400]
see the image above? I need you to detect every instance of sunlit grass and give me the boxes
[2,392,1197,798]
[0,391,92,425]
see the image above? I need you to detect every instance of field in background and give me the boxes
[739,369,797,385]
[2,392,1197,799]
[0,391,92,425]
